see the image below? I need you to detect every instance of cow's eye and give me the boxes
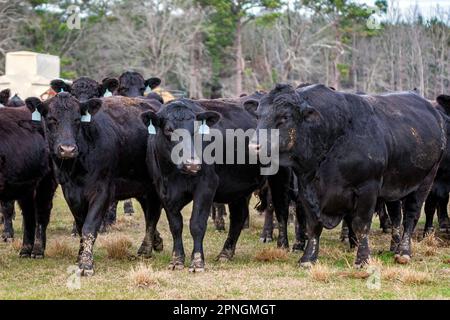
[276,115,288,128]
[47,117,57,125]
[74,118,81,125]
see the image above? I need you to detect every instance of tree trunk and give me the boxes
[235,18,244,96]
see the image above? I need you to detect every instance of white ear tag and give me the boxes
[148,120,156,135]
[198,120,210,135]
[60,88,65,93]
[144,85,152,96]
[81,110,92,123]
[0,103,5,108]
[103,89,112,97]
[31,110,42,121]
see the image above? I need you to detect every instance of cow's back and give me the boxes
[0,107,49,198]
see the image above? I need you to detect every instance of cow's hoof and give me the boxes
[394,254,411,264]
[354,258,369,269]
[31,252,44,259]
[19,246,32,258]
[423,227,434,237]
[189,253,205,273]
[152,236,163,252]
[137,245,152,258]
[168,261,184,271]
[76,267,95,277]
[216,249,233,262]
[292,240,306,252]
[299,261,314,269]
[259,235,273,243]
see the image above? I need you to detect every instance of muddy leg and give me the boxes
[1,201,15,242]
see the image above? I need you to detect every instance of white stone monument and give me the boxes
[0,51,60,99]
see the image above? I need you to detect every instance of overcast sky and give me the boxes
[355,0,450,18]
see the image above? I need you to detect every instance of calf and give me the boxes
[250,84,446,267]
[424,94,450,234]
[25,93,163,275]
[0,106,56,257]
[141,99,291,272]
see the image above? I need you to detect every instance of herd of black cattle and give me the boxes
[1,71,450,276]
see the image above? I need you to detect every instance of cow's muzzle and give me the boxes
[57,144,78,159]
[181,158,202,175]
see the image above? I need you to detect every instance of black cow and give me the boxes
[249,84,446,267]
[50,77,119,102]
[424,95,450,234]
[141,98,291,272]
[24,93,163,275]
[0,89,25,240]
[0,106,57,257]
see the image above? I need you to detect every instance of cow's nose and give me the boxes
[183,158,201,174]
[58,145,78,158]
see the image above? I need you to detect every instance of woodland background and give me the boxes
[0,0,449,99]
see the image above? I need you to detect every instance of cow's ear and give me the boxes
[100,78,119,96]
[196,111,221,127]
[50,79,71,93]
[141,110,162,128]
[145,77,161,90]
[25,97,48,116]
[300,102,321,123]
[243,99,259,116]
[437,95,450,115]
[80,98,102,117]
[0,89,11,105]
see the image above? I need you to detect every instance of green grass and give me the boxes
[0,188,449,299]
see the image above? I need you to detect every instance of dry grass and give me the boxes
[10,239,22,252]
[46,239,74,258]
[309,263,333,283]
[254,247,288,262]
[128,263,159,289]
[413,233,441,257]
[100,235,133,260]
[383,266,433,285]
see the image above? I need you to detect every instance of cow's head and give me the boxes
[51,77,119,102]
[246,84,322,159]
[141,99,220,175]
[117,71,161,97]
[0,89,10,105]
[25,93,102,160]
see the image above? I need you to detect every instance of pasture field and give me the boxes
[0,188,449,300]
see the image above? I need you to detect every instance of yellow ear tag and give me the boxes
[81,110,91,123]
[148,120,156,135]
[31,110,42,121]
[199,120,209,135]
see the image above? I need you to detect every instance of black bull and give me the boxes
[25,93,163,275]
[141,98,292,272]
[248,84,446,267]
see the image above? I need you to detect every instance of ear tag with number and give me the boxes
[198,120,210,135]
[144,85,152,96]
[31,110,42,122]
[103,89,112,97]
[81,110,91,123]
[148,120,156,135]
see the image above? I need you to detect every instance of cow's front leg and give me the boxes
[269,167,290,249]
[189,189,215,272]
[78,184,112,276]
[165,196,190,271]
[137,190,162,258]
[292,201,307,252]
